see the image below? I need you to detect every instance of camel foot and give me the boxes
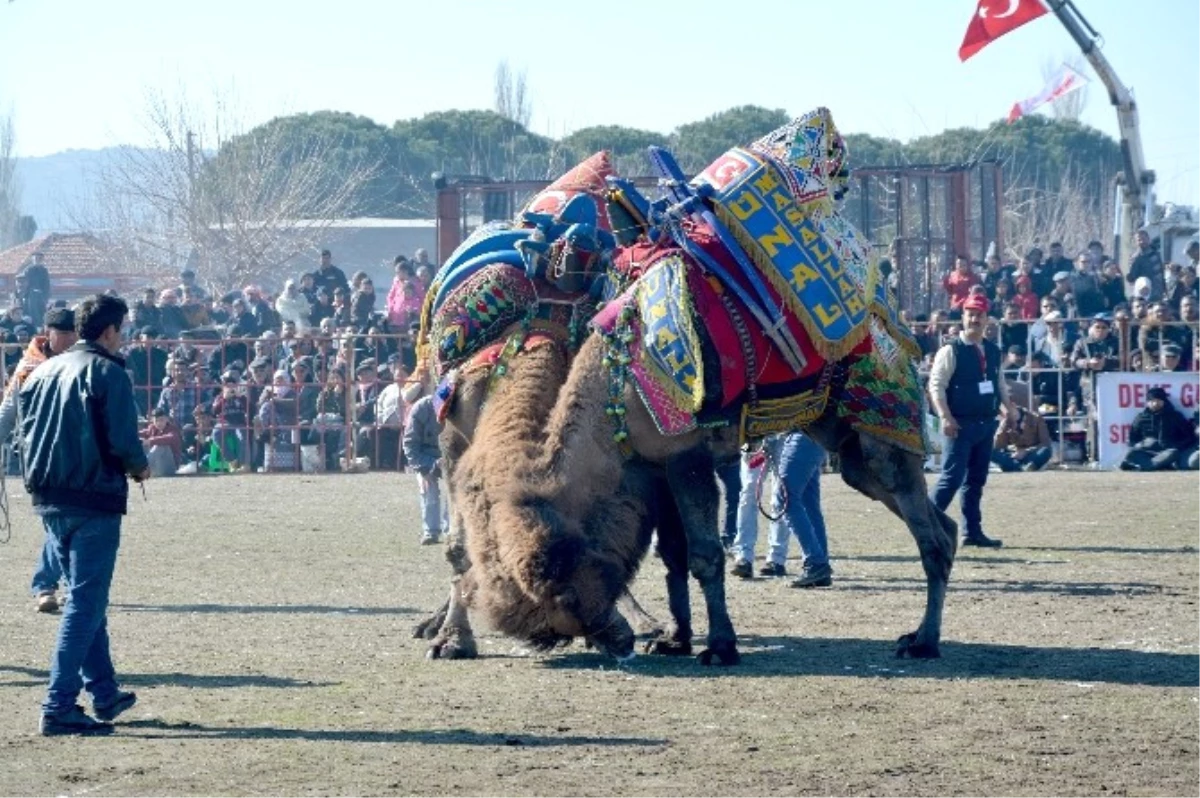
[411,607,448,640]
[696,643,740,667]
[427,631,478,660]
[895,632,940,659]
[644,634,693,657]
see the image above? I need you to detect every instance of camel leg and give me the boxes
[616,589,664,638]
[415,418,476,645]
[838,430,956,659]
[644,487,694,656]
[427,569,478,660]
[583,606,637,661]
[425,492,479,659]
[665,449,740,666]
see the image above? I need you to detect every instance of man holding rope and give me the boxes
[19,294,149,736]
[0,307,79,612]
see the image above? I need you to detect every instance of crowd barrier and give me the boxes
[1,317,1196,475]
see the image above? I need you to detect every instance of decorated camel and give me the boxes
[408,153,666,659]
[440,108,959,664]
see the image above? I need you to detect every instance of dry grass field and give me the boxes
[0,470,1196,796]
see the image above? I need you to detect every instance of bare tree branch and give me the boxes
[66,87,382,293]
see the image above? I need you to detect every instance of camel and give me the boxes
[407,152,664,659]
[435,109,958,664]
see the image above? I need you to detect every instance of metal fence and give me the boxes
[2,333,420,477]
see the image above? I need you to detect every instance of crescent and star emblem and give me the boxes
[979,0,1021,20]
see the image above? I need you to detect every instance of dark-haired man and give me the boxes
[0,307,79,613]
[312,249,350,299]
[928,293,1014,548]
[19,294,149,735]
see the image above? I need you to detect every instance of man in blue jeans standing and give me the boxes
[730,431,833,587]
[928,292,1014,548]
[19,294,150,735]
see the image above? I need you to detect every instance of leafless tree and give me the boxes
[1003,168,1110,260]
[69,87,381,292]
[494,60,532,130]
[0,112,21,249]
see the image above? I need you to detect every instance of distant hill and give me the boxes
[13,147,173,234]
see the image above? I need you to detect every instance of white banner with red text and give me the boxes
[1095,371,1200,469]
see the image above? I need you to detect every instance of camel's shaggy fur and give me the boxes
[451,343,656,656]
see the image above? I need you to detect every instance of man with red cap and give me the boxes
[928,293,1015,548]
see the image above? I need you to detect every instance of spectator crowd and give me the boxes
[904,233,1199,467]
[2,247,443,478]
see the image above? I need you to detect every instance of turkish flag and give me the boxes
[959,0,1049,61]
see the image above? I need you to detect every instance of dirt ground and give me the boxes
[0,469,1196,797]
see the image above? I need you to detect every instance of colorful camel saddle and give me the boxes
[420,151,619,379]
[592,111,926,453]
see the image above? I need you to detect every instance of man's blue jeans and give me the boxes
[30,530,63,596]
[932,419,999,538]
[765,433,829,569]
[733,433,828,568]
[41,514,123,716]
[418,472,448,536]
[991,445,1052,472]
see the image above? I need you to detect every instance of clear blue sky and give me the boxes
[1,0,1197,206]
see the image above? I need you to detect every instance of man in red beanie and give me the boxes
[928,292,1015,548]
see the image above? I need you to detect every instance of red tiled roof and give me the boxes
[0,233,114,275]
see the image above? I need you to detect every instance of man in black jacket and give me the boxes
[1120,387,1200,471]
[19,294,150,736]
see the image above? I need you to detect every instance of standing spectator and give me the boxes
[157,290,187,340]
[412,247,434,274]
[981,254,1011,303]
[274,279,312,333]
[309,289,335,329]
[1126,229,1165,301]
[403,386,447,544]
[990,278,1014,316]
[1168,265,1198,314]
[991,405,1053,472]
[1043,242,1073,281]
[1048,272,1075,317]
[19,252,51,321]
[1072,314,1120,444]
[314,366,349,471]
[1098,259,1127,310]
[312,249,350,299]
[176,269,208,302]
[132,288,160,332]
[356,356,408,470]
[729,432,835,588]
[19,293,147,735]
[243,287,276,335]
[1000,303,1029,353]
[1120,387,1199,471]
[1070,254,1105,317]
[350,278,376,331]
[258,370,299,471]
[1013,275,1039,319]
[1026,247,1053,299]
[386,257,423,329]
[178,287,210,330]
[928,293,1013,548]
[942,254,980,312]
[0,308,78,614]
[126,329,169,417]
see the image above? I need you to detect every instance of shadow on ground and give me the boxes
[833,576,1177,597]
[537,636,1200,688]
[0,665,334,690]
[111,603,417,616]
[117,718,667,747]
